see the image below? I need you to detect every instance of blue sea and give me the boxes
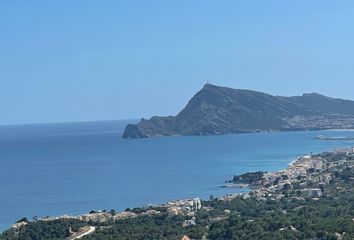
[0,120,354,232]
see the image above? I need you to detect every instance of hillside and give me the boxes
[122,84,354,138]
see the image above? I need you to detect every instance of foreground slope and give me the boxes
[123,84,354,138]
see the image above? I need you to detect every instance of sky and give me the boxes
[1,1,354,125]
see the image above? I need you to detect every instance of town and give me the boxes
[224,147,354,202]
[3,146,354,240]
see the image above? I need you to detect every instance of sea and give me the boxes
[0,120,354,232]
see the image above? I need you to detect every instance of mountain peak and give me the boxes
[201,83,223,91]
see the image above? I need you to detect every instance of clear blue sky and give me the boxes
[1,1,354,125]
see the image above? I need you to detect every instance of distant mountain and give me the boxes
[122,84,354,138]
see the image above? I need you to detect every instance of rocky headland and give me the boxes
[123,84,354,138]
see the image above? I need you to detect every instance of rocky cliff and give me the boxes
[122,84,354,138]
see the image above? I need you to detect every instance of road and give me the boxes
[70,226,95,240]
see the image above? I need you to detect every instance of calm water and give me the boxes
[0,120,354,232]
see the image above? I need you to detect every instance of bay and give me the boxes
[0,120,353,232]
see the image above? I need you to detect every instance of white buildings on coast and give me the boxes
[36,197,202,225]
[165,198,202,216]
[221,147,354,201]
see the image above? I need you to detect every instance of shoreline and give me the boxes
[4,145,354,239]
[3,145,354,235]
[219,146,354,200]
[325,128,354,132]
[4,147,354,231]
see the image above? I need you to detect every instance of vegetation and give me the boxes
[232,171,265,184]
[3,152,354,239]
[1,219,86,240]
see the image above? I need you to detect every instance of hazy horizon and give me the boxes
[2,1,354,125]
[1,84,353,127]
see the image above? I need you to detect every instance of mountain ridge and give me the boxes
[122,84,354,138]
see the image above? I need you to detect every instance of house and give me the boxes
[303,188,322,197]
[183,217,196,227]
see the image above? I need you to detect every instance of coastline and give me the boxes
[326,129,354,132]
[5,145,354,234]
[4,145,354,239]
[2,124,354,235]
